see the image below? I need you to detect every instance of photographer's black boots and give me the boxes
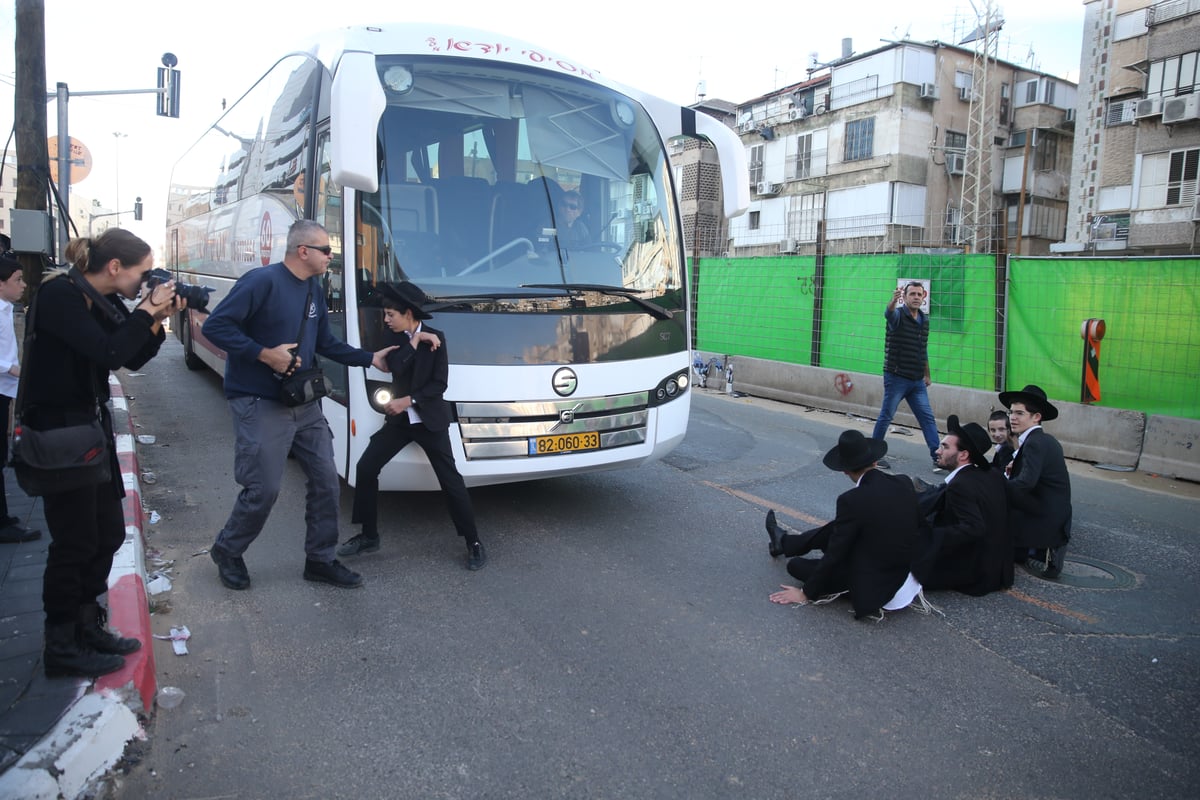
[79,602,142,655]
[44,622,125,678]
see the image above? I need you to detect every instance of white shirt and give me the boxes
[1008,425,1042,470]
[0,299,18,399]
[404,323,424,425]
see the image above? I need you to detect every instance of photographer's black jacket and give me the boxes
[22,273,165,429]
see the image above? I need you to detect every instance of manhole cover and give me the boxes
[1021,554,1138,589]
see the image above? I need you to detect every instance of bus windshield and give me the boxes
[356,57,684,322]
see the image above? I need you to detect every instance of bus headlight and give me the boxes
[649,370,691,407]
[367,381,394,414]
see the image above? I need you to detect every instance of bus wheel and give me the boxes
[180,312,205,371]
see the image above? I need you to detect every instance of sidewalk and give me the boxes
[0,376,155,799]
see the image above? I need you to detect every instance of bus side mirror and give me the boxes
[330,51,386,192]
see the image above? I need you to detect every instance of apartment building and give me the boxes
[1062,0,1200,254]
[683,38,1076,257]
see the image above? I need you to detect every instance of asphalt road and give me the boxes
[109,337,1199,799]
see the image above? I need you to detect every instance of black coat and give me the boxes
[384,324,452,432]
[802,469,920,619]
[1007,428,1072,549]
[913,465,1013,595]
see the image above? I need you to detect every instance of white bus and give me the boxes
[166,24,747,490]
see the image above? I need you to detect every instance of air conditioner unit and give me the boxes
[1135,97,1163,119]
[778,238,798,253]
[737,121,755,133]
[756,181,781,196]
[946,153,966,176]
[787,108,806,121]
[919,82,939,100]
[1162,95,1200,124]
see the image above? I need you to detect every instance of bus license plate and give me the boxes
[529,431,601,456]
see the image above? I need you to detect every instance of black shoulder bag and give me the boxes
[9,270,116,496]
[276,282,332,406]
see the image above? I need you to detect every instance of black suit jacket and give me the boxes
[913,465,1012,595]
[802,469,920,619]
[1007,428,1072,548]
[384,324,452,432]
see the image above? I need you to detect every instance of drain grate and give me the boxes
[1021,554,1138,589]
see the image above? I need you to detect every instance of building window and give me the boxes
[748,210,760,231]
[1147,51,1199,98]
[1167,149,1199,206]
[1025,80,1038,104]
[945,131,967,154]
[1043,81,1057,105]
[1137,148,1200,208]
[793,133,812,179]
[844,118,874,162]
[1034,131,1058,171]
[749,144,763,185]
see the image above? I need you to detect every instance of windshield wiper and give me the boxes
[521,283,675,320]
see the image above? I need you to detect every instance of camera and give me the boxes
[143,268,214,311]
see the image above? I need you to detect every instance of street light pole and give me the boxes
[113,131,127,226]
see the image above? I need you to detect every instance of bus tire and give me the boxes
[179,311,206,371]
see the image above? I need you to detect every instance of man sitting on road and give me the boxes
[911,416,1012,595]
[1000,385,1073,579]
[764,429,921,619]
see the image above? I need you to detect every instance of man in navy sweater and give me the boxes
[202,220,394,590]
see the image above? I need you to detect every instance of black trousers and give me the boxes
[781,526,848,587]
[42,478,125,625]
[0,394,11,519]
[351,417,478,542]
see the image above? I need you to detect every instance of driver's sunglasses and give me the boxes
[302,243,333,255]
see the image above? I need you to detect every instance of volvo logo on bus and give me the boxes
[552,367,578,397]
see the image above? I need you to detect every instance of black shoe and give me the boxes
[1043,544,1067,579]
[765,510,784,558]
[79,603,142,655]
[337,533,380,557]
[211,545,251,590]
[467,541,488,571]
[303,558,363,588]
[0,523,41,543]
[43,622,125,679]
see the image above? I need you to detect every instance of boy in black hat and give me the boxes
[764,429,920,619]
[338,281,487,570]
[911,416,1012,595]
[999,384,1072,578]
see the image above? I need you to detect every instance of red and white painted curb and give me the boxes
[0,375,156,800]
[95,374,158,711]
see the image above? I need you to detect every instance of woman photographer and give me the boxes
[23,229,179,678]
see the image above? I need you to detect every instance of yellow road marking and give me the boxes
[700,480,827,527]
[1005,588,1098,624]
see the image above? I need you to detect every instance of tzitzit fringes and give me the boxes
[907,590,945,617]
[809,590,849,606]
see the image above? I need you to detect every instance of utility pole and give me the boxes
[14,0,50,293]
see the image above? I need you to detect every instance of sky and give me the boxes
[1,0,1087,251]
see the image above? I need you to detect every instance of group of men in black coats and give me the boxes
[765,385,1073,620]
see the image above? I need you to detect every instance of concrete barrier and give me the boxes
[1138,415,1200,482]
[701,353,1169,472]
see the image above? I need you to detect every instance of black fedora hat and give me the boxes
[822,429,888,472]
[946,415,991,469]
[375,281,433,320]
[998,384,1058,421]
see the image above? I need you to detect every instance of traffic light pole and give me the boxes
[44,54,179,261]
